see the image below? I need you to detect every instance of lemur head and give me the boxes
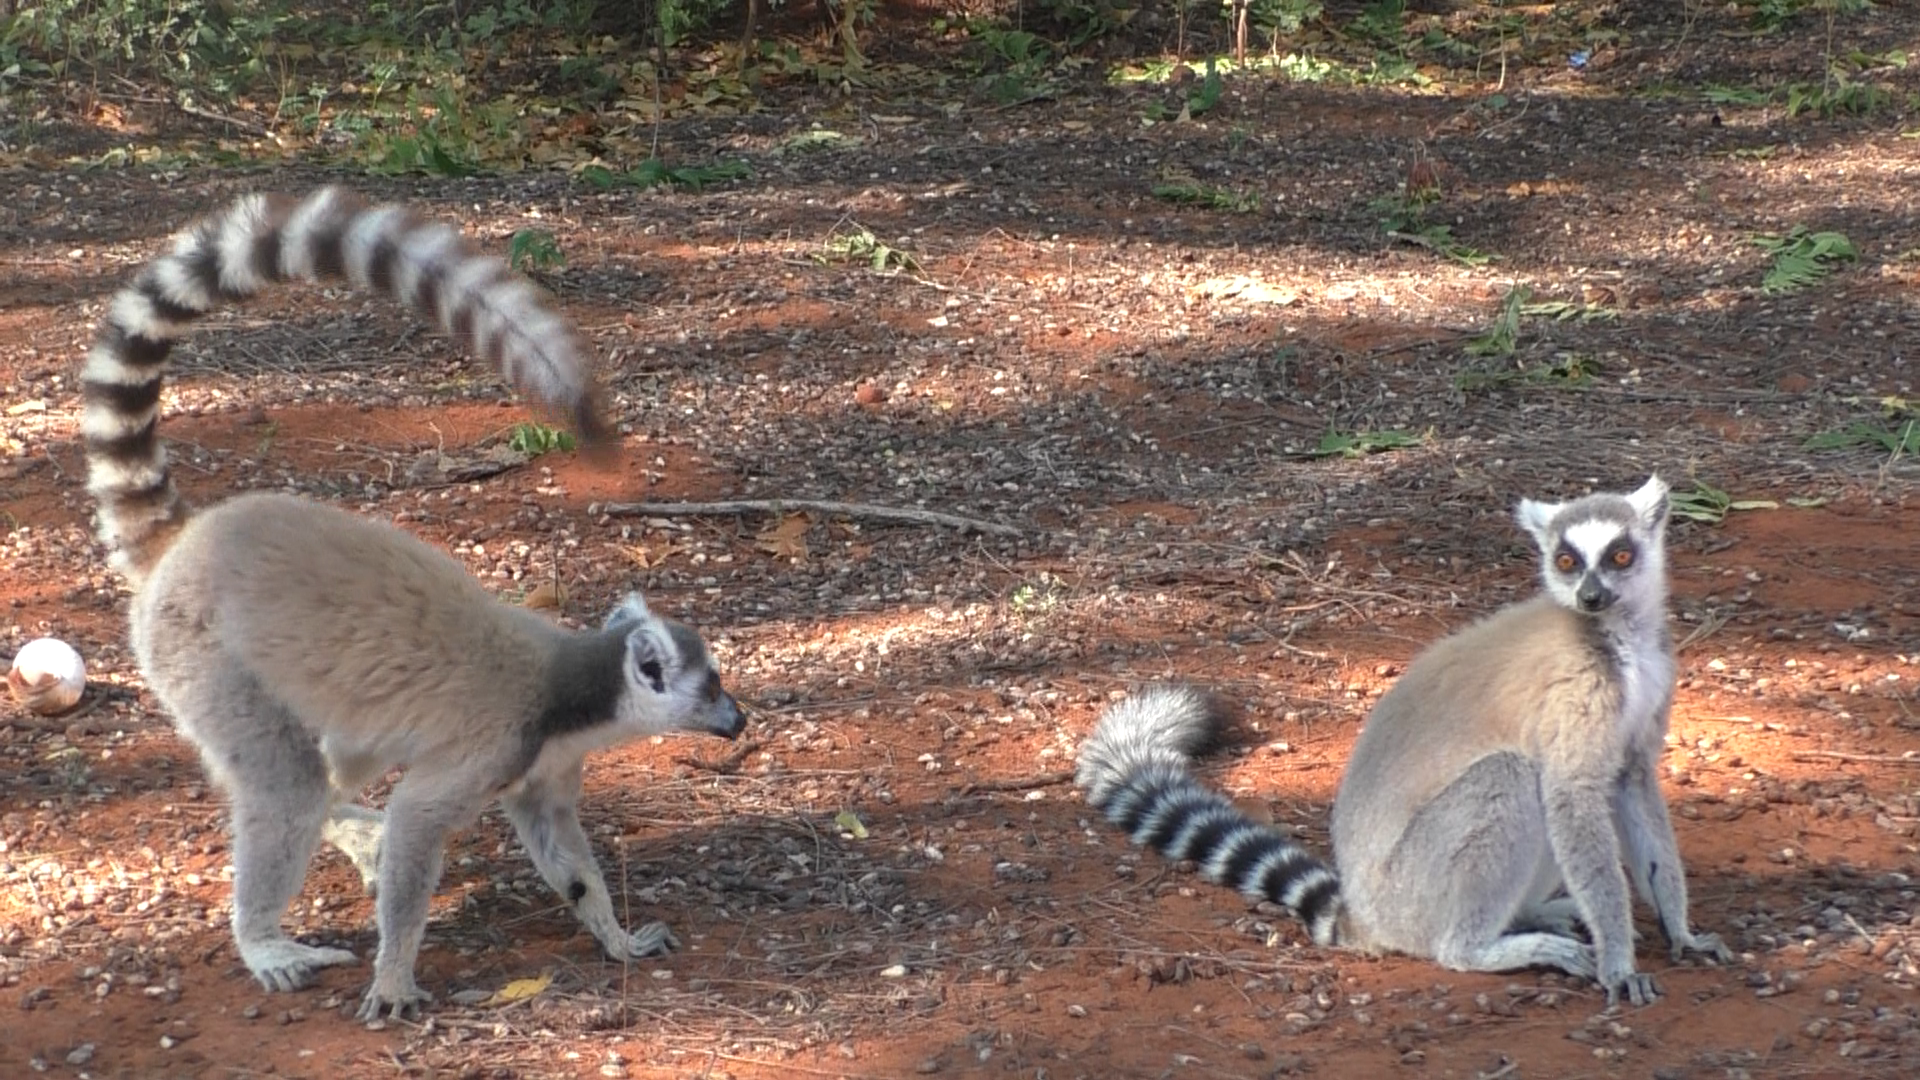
[1515,475,1670,618]
[604,593,746,739]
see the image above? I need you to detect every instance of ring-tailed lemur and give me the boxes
[82,187,747,1022]
[1077,477,1730,1007]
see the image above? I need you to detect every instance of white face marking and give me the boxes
[1560,519,1626,568]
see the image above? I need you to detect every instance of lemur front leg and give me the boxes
[1615,748,1731,964]
[501,759,679,960]
[1544,773,1654,1006]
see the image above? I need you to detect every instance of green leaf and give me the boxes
[834,810,869,839]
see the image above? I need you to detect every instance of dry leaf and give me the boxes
[623,540,683,569]
[485,973,553,1006]
[756,514,811,561]
[523,581,567,610]
[1230,798,1274,826]
[834,810,869,839]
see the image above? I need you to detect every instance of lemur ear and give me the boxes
[625,627,668,695]
[1514,498,1560,548]
[1626,474,1670,530]
[604,592,652,632]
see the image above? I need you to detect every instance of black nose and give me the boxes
[1575,576,1612,612]
[714,693,746,739]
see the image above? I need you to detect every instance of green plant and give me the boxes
[1804,419,1920,455]
[1703,84,1770,106]
[1038,0,1137,49]
[1152,181,1260,213]
[578,159,750,191]
[815,226,922,275]
[1276,51,1334,82]
[1371,186,1487,265]
[1464,286,1530,358]
[508,229,565,274]
[1750,0,1807,32]
[1668,481,1778,525]
[1247,0,1322,38]
[1186,56,1224,118]
[658,0,740,47]
[1009,572,1065,627]
[1309,428,1422,458]
[967,20,1062,105]
[1454,354,1601,392]
[779,128,858,154]
[507,422,577,457]
[1348,0,1407,49]
[3,0,289,91]
[1519,299,1618,324]
[1785,72,1887,117]
[1752,227,1856,294]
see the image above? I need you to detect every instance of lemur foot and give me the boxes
[239,938,358,993]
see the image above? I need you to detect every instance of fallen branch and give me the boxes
[592,498,1023,536]
[1791,750,1920,766]
[958,770,1074,796]
[675,738,766,775]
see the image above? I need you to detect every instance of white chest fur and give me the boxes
[1609,622,1675,749]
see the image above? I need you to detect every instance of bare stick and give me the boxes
[958,770,1074,796]
[675,738,767,776]
[1791,750,1920,766]
[592,498,1024,536]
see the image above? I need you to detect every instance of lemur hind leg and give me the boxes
[1379,752,1598,980]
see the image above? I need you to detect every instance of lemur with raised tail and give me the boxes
[82,187,746,1021]
[1077,477,1729,1006]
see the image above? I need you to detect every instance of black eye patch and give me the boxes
[1552,545,1582,573]
[1601,538,1637,569]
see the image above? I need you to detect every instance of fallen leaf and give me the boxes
[523,581,567,610]
[756,513,811,561]
[623,541,683,569]
[485,972,553,1006]
[834,810,869,839]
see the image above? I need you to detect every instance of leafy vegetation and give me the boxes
[1455,354,1603,393]
[1805,419,1920,456]
[815,226,922,275]
[579,159,751,191]
[1752,227,1858,294]
[506,422,578,457]
[1668,481,1779,526]
[1309,428,1423,458]
[1152,180,1260,213]
[1464,287,1530,359]
[508,229,565,275]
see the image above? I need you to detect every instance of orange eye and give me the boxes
[1612,549,1634,568]
[1554,552,1577,573]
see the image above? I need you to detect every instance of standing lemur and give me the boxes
[1078,477,1730,1006]
[82,187,747,1021]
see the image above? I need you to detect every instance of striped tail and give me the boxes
[81,186,613,586]
[1075,683,1344,946]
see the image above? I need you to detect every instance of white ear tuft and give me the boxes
[1626,474,1670,528]
[1514,498,1560,546]
[603,592,653,631]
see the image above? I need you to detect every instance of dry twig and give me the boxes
[593,498,1023,536]
[957,770,1074,796]
[1792,750,1920,766]
[674,738,766,775]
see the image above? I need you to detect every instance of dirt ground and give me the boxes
[3,5,1920,1079]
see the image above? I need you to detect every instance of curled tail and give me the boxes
[81,186,613,585]
[1075,683,1344,946]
